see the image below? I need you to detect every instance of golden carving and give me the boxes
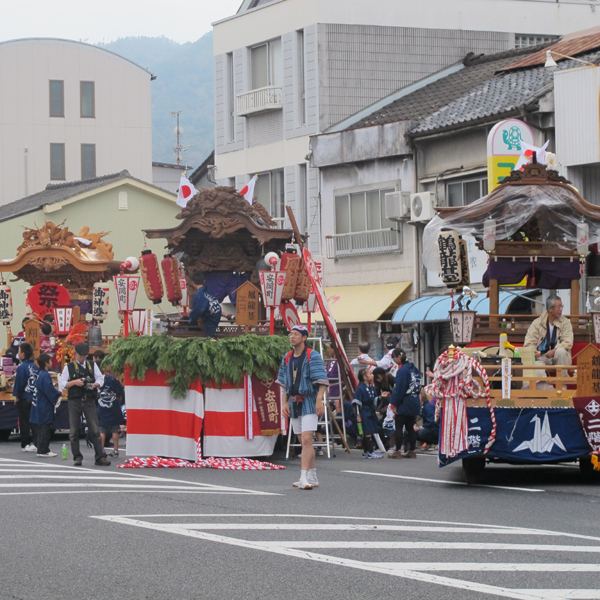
[27,256,69,271]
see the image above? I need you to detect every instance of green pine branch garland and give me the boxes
[103,333,290,398]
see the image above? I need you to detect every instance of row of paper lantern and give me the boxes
[139,250,186,306]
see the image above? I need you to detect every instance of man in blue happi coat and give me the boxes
[278,325,329,490]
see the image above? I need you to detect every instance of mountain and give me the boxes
[98,34,214,169]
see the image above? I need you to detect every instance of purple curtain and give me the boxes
[204,272,252,305]
[483,257,580,289]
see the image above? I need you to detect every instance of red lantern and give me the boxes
[279,252,300,301]
[139,250,164,304]
[161,255,182,305]
[294,259,311,304]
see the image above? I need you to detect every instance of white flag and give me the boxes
[239,175,257,204]
[515,140,550,171]
[177,175,198,208]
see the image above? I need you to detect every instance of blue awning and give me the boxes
[391,290,539,324]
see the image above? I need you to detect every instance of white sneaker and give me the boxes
[297,477,314,490]
[37,452,57,457]
[25,445,37,452]
[308,476,319,487]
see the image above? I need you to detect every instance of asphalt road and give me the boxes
[1,436,599,600]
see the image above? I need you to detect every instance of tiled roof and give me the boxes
[499,31,600,71]
[347,44,551,131]
[0,170,173,223]
[411,50,600,135]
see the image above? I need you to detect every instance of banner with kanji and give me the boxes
[572,397,600,457]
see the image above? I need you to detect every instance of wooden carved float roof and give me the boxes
[143,186,299,247]
[435,160,600,222]
[0,220,122,287]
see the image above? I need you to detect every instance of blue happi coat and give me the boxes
[30,370,61,425]
[353,382,379,435]
[13,359,39,400]
[277,347,329,416]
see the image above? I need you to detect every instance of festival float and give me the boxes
[103,186,357,468]
[424,156,600,482]
[0,220,126,436]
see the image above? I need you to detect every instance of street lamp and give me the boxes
[544,50,596,72]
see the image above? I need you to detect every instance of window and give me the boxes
[49,80,64,117]
[255,170,285,223]
[334,188,395,234]
[251,39,282,90]
[446,177,488,207]
[81,144,96,179]
[80,81,95,118]
[50,143,65,180]
[515,34,558,48]
[226,53,235,142]
[297,30,306,126]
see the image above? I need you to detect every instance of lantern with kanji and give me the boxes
[180,276,189,310]
[114,274,140,337]
[294,259,311,304]
[53,306,73,336]
[279,252,300,301]
[259,270,287,334]
[0,284,13,324]
[161,255,182,305]
[139,250,164,304]
[92,282,110,322]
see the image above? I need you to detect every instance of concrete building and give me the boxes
[212,0,600,263]
[0,38,154,206]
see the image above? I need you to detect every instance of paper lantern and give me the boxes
[483,218,496,252]
[303,285,318,314]
[128,309,148,335]
[438,230,462,289]
[259,271,286,307]
[27,281,70,316]
[139,250,163,304]
[161,255,182,305]
[279,252,300,301]
[293,259,311,304]
[114,275,140,312]
[577,221,590,256]
[449,309,476,346]
[179,276,189,309]
[0,284,13,324]
[53,307,73,336]
[92,282,110,322]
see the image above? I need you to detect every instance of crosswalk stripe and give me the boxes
[366,563,600,572]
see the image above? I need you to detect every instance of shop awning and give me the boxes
[392,289,539,324]
[301,281,412,324]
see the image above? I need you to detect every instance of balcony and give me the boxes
[325,228,402,259]
[237,86,283,116]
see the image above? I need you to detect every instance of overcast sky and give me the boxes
[0,0,243,45]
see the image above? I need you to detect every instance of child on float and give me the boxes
[30,353,61,457]
[353,368,383,459]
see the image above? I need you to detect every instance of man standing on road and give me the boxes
[12,343,39,453]
[59,342,110,467]
[278,325,328,490]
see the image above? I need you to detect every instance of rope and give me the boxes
[426,348,496,457]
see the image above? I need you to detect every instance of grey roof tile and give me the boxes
[0,170,174,223]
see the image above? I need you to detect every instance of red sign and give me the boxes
[302,247,357,392]
[279,301,301,331]
[27,282,70,317]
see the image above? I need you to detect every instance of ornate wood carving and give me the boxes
[498,160,571,187]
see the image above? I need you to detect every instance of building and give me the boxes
[0,38,154,206]
[0,170,179,335]
[212,0,600,261]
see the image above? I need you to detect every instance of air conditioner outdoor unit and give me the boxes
[384,191,410,221]
[410,192,436,222]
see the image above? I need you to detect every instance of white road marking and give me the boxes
[258,541,600,552]
[368,563,600,572]
[0,457,279,496]
[343,470,545,492]
[92,514,600,600]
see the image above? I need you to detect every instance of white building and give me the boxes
[213,0,600,257]
[0,38,154,206]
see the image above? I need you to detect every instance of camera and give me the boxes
[83,376,95,391]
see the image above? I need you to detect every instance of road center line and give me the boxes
[342,470,545,492]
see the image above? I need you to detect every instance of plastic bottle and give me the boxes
[62,443,67,460]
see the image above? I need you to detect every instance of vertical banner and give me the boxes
[438,230,462,288]
[501,358,512,400]
[244,374,254,440]
[302,247,358,392]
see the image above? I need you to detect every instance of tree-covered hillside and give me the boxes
[98,33,214,169]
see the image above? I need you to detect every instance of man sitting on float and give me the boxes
[523,295,573,389]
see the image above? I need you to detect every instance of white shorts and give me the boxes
[291,413,318,434]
